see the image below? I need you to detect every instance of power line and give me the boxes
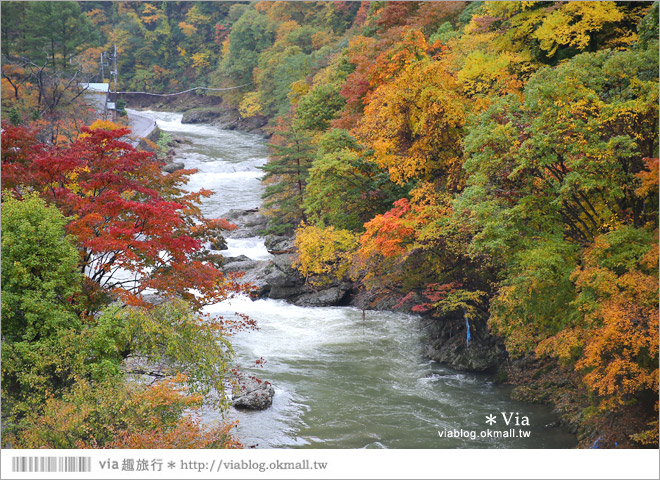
[105,43,250,98]
[114,83,253,97]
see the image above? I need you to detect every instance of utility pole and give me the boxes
[112,44,118,96]
[112,45,118,120]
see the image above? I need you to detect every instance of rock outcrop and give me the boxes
[221,248,353,307]
[181,108,221,124]
[163,161,185,173]
[182,108,268,134]
[232,377,275,410]
[219,209,354,307]
[422,313,508,373]
[224,208,268,237]
[121,354,177,385]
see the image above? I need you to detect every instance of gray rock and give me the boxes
[211,236,228,251]
[224,254,251,263]
[210,109,241,129]
[243,213,268,229]
[232,377,275,410]
[264,234,295,254]
[208,213,357,305]
[209,109,268,133]
[225,208,253,220]
[141,294,168,306]
[422,315,508,373]
[163,161,185,173]
[227,228,260,240]
[243,115,268,131]
[122,355,176,377]
[293,286,347,307]
[181,109,221,124]
[219,257,274,297]
[268,284,306,300]
[241,261,274,296]
[222,255,261,273]
[225,210,268,239]
[270,253,297,274]
[265,254,303,293]
[172,136,192,145]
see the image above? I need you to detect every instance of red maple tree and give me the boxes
[2,123,246,311]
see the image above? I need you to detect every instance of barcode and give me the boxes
[11,456,92,473]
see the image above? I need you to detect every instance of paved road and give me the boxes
[126,110,157,145]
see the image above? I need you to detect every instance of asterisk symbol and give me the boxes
[167,462,176,469]
[485,414,497,425]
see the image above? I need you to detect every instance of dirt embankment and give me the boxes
[117,91,221,112]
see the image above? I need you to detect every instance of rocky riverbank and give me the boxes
[217,213,584,436]
[218,209,354,307]
[422,314,508,373]
[215,208,510,375]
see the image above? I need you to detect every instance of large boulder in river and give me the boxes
[232,377,275,410]
[224,209,268,238]
[265,253,304,299]
[222,255,261,274]
[163,161,185,173]
[264,234,295,254]
[215,210,356,305]
[181,108,221,124]
[210,235,228,251]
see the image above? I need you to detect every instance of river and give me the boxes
[132,110,576,449]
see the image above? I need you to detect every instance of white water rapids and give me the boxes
[133,109,575,449]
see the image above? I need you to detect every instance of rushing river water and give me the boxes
[134,110,575,449]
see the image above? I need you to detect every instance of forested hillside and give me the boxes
[2,1,658,449]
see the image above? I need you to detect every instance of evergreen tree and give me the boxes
[22,2,98,69]
[261,119,315,234]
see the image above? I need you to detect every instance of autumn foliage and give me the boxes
[293,222,357,287]
[279,1,659,448]
[1,122,247,448]
[2,123,245,310]
[2,0,658,450]
[10,376,242,449]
